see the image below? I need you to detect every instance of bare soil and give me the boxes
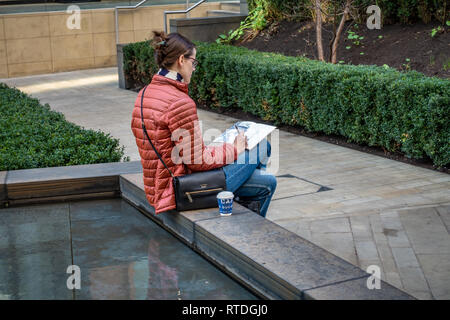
[236,20,450,79]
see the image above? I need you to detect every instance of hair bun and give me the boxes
[150,31,195,69]
[152,31,169,51]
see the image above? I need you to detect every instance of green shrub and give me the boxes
[353,0,447,24]
[248,0,312,22]
[122,41,450,168]
[123,40,158,90]
[247,0,447,25]
[0,83,129,171]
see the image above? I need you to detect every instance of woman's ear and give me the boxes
[177,54,185,67]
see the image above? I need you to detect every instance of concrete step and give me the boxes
[220,1,240,12]
[207,10,242,17]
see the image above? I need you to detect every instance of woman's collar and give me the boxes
[152,74,189,94]
[157,68,184,83]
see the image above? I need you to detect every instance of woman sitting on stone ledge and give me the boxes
[131,31,276,217]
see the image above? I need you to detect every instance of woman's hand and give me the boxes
[233,132,248,155]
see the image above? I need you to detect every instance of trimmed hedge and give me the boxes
[123,41,450,168]
[123,40,159,90]
[353,0,448,24]
[248,0,448,24]
[0,83,129,171]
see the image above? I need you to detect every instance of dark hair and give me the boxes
[152,31,195,69]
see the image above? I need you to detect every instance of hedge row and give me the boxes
[352,0,448,24]
[123,40,159,90]
[248,0,448,24]
[0,83,128,171]
[123,41,449,168]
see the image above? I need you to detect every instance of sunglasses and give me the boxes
[185,57,199,68]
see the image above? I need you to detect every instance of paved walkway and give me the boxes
[2,67,449,300]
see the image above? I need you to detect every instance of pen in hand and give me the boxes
[234,124,248,151]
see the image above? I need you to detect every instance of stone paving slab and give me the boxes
[2,67,449,299]
[302,275,413,300]
[436,206,450,233]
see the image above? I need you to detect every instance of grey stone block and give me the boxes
[120,174,248,246]
[240,0,248,14]
[170,15,247,42]
[0,171,6,203]
[7,161,142,184]
[6,161,142,202]
[303,276,415,300]
[195,212,370,299]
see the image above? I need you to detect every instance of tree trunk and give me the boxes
[331,0,351,64]
[315,0,325,62]
[328,3,338,63]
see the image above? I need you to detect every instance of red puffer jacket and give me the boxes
[131,74,237,214]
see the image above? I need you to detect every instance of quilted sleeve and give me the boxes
[167,98,238,172]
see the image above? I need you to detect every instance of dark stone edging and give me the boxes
[119,173,415,300]
[0,162,415,300]
[0,161,142,207]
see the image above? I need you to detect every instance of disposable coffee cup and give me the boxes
[217,191,234,216]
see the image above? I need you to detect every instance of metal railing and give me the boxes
[115,0,207,44]
[163,0,206,33]
[114,0,148,44]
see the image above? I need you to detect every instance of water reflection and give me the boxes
[88,240,180,300]
[145,240,179,299]
[0,199,257,300]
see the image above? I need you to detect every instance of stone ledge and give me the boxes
[2,161,142,206]
[120,173,249,246]
[170,15,247,27]
[119,173,415,300]
[0,163,415,299]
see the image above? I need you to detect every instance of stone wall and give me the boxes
[0,2,222,78]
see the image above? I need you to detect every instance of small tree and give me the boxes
[312,0,354,64]
[315,0,325,61]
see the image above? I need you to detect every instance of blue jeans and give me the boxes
[222,140,277,218]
